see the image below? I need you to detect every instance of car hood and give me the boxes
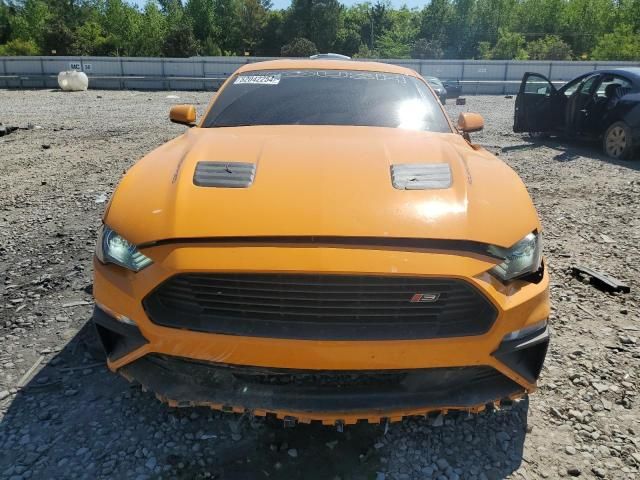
[105,126,539,248]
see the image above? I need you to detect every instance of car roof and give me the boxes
[559,68,640,89]
[596,67,640,78]
[236,59,419,77]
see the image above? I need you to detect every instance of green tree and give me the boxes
[526,35,572,60]
[258,9,285,55]
[285,0,342,52]
[163,22,199,57]
[411,38,444,59]
[0,0,636,61]
[334,26,361,57]
[562,0,616,57]
[281,36,317,56]
[8,0,51,46]
[473,0,517,46]
[481,28,528,59]
[591,24,640,60]
[238,0,268,54]
[213,0,241,53]
[72,20,109,55]
[419,0,452,43]
[369,1,393,45]
[132,1,167,56]
[620,0,640,31]
[512,0,567,37]
[447,0,476,58]
[0,0,12,44]
[41,18,75,54]
[0,37,39,54]
[374,6,418,58]
[162,7,200,58]
[100,0,141,56]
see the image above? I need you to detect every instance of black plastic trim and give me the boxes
[492,324,550,383]
[92,306,148,361]
[120,354,525,413]
[137,236,502,259]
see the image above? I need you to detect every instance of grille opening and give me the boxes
[143,273,497,340]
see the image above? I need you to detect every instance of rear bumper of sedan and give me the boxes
[92,243,550,424]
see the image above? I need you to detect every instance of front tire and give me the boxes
[603,121,634,160]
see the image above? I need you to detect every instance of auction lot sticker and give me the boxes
[234,74,281,85]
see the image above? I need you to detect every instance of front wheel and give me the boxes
[603,121,635,160]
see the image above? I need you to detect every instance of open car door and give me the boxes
[514,72,558,133]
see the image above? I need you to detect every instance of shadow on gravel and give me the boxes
[1,321,529,480]
[506,136,640,170]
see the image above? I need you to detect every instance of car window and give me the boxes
[523,74,553,95]
[562,76,587,97]
[202,70,451,133]
[577,75,599,95]
[596,75,633,97]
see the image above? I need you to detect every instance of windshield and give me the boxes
[202,69,451,132]
[426,77,444,88]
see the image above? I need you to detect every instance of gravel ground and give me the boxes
[0,89,639,480]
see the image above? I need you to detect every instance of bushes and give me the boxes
[0,38,39,55]
[281,37,317,57]
[527,35,573,60]
[591,25,640,61]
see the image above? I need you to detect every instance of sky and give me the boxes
[131,0,428,11]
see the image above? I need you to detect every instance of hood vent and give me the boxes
[391,163,452,190]
[194,162,256,188]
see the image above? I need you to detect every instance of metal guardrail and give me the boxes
[1,56,638,93]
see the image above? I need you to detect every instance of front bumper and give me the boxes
[93,244,550,423]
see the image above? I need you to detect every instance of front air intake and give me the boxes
[194,161,256,188]
[143,273,497,340]
[391,163,452,190]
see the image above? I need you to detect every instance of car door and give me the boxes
[565,74,600,136]
[514,73,559,133]
[591,74,635,133]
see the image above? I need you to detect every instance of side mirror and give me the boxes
[457,112,484,133]
[170,104,196,127]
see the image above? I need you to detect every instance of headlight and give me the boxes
[487,232,542,282]
[96,225,153,272]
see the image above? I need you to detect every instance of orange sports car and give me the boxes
[93,57,549,425]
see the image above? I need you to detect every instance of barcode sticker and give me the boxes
[234,74,281,85]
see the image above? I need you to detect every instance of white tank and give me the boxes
[57,71,89,91]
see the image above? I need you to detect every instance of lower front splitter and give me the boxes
[119,354,525,423]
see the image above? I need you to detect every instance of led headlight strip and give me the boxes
[96,225,153,272]
[487,232,542,282]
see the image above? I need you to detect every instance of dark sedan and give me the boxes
[425,76,447,105]
[513,68,640,159]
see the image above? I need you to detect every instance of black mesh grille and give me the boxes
[143,274,497,340]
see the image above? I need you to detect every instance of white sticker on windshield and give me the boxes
[234,74,281,85]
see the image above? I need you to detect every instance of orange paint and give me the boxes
[95,59,550,422]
